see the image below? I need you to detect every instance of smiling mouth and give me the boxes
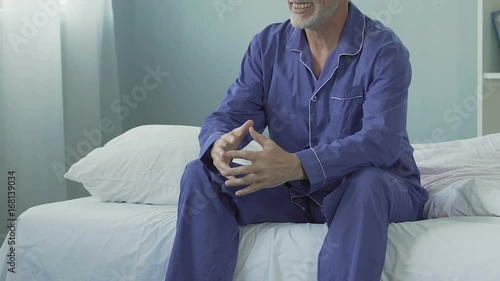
[290,2,313,10]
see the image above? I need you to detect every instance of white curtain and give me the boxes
[0,0,122,239]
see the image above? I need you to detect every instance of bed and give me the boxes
[1,197,500,281]
[1,126,500,281]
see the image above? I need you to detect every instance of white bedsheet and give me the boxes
[1,197,500,281]
[412,133,500,151]
[413,133,500,218]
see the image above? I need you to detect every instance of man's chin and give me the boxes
[291,12,326,29]
[290,16,310,29]
[290,19,320,30]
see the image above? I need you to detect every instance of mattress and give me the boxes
[1,197,500,281]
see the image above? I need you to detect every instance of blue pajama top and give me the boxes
[199,3,425,200]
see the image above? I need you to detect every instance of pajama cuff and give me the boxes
[199,132,225,174]
[296,148,327,194]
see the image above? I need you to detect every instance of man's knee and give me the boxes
[348,167,388,181]
[343,167,394,200]
[180,159,219,200]
[178,160,222,223]
[181,159,216,187]
[183,159,206,177]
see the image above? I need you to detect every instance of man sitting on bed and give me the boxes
[165,0,428,280]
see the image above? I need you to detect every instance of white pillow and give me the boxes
[414,136,500,218]
[64,125,200,205]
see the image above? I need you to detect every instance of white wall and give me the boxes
[1,1,67,226]
[61,0,123,200]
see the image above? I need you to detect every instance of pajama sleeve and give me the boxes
[198,36,267,173]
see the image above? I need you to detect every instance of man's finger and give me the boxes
[221,165,254,177]
[219,134,235,146]
[249,127,268,146]
[224,173,256,187]
[224,150,256,161]
[216,158,231,171]
[212,150,230,169]
[234,120,254,137]
[211,145,224,158]
[214,159,236,180]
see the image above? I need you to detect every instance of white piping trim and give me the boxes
[310,147,327,188]
[291,49,318,146]
[331,95,363,101]
[298,54,319,146]
[313,15,366,98]
[307,195,322,208]
[290,195,307,211]
[205,131,225,141]
[308,16,367,147]
[293,16,366,190]
[203,132,226,151]
[291,50,319,83]
[309,103,312,148]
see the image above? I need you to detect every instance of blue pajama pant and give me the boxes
[165,160,426,281]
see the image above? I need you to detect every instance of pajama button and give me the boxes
[312,96,318,102]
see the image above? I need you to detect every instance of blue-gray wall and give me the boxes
[114,0,478,143]
[356,0,477,143]
[113,0,290,131]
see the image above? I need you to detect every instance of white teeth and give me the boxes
[292,3,312,9]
